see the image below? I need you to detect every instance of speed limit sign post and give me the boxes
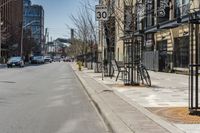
[95,5,108,21]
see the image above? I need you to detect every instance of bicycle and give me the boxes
[134,59,151,87]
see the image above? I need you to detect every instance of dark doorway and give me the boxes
[174,36,189,68]
[157,40,168,71]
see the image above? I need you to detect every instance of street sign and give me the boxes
[95,5,108,21]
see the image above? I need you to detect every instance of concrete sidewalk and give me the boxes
[71,63,184,133]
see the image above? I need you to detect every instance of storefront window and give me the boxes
[174,36,189,68]
[174,0,190,18]
[146,0,154,28]
[157,0,170,23]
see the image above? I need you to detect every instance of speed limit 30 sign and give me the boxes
[95,5,108,21]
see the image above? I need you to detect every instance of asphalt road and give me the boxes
[0,62,106,133]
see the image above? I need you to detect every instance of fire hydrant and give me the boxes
[77,61,82,71]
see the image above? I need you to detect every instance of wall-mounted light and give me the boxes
[181,25,189,36]
[183,31,189,36]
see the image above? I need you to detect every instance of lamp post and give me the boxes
[20,20,39,57]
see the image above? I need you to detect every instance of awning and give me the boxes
[160,20,181,29]
[134,30,144,36]
[1,48,8,51]
[145,26,158,34]
[177,11,200,24]
[120,35,132,40]
[145,19,181,34]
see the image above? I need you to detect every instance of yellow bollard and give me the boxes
[77,61,82,71]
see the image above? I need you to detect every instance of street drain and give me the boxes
[101,90,113,93]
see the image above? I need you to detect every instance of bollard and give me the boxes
[77,61,82,71]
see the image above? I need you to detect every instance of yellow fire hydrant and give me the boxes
[77,61,82,71]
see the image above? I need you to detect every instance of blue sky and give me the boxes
[32,0,82,40]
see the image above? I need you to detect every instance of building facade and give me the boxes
[23,0,44,54]
[0,0,23,59]
[141,0,200,72]
[99,0,200,73]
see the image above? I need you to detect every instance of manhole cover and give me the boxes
[147,107,200,124]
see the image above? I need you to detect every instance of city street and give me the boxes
[0,62,106,133]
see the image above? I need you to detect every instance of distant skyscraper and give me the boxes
[23,0,44,53]
[71,29,74,41]
[23,0,31,6]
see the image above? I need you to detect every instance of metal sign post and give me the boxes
[95,5,108,80]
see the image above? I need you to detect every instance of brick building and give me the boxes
[0,0,23,59]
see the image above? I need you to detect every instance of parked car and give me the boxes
[7,56,24,68]
[53,57,61,62]
[31,56,45,64]
[44,56,52,63]
[63,57,72,62]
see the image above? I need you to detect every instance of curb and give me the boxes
[72,67,133,133]
[79,68,184,133]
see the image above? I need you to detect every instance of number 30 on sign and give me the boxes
[95,5,108,21]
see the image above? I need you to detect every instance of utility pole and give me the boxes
[20,20,38,57]
[20,21,23,57]
[0,11,1,59]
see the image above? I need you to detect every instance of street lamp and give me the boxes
[0,0,16,60]
[20,20,39,57]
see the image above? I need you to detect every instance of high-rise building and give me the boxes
[23,0,44,54]
[0,0,23,58]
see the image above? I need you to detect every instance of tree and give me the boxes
[69,0,98,59]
